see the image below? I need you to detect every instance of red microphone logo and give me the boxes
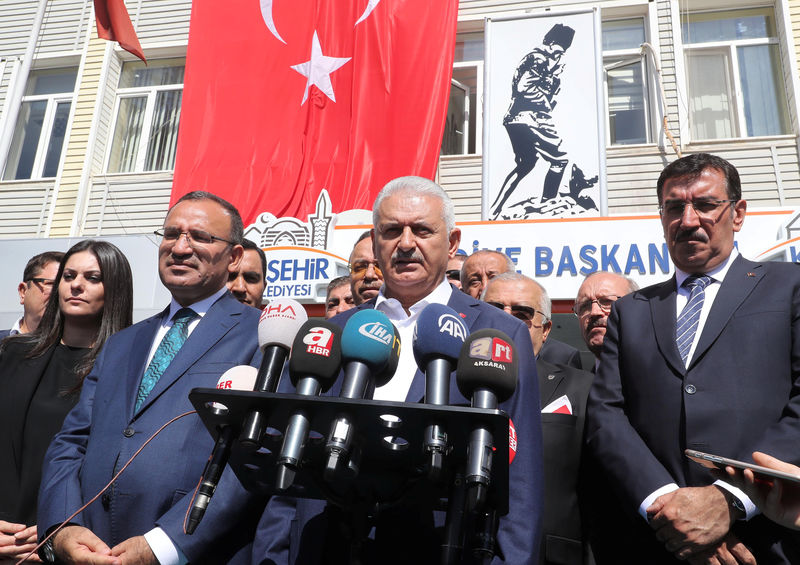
[303,326,334,357]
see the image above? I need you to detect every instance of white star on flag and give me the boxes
[291,31,351,105]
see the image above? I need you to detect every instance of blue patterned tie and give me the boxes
[676,275,711,366]
[135,308,197,412]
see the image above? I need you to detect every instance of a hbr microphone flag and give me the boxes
[171,0,458,224]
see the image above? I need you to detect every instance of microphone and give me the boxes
[187,365,259,534]
[412,304,468,480]
[240,298,308,448]
[456,329,518,512]
[275,320,343,490]
[324,309,397,480]
[370,322,401,397]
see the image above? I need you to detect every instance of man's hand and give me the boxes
[686,534,756,565]
[725,451,800,530]
[110,536,157,565]
[0,521,40,563]
[52,525,119,565]
[647,485,734,559]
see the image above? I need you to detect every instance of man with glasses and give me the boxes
[586,153,800,564]
[573,271,638,370]
[484,273,594,564]
[39,192,264,565]
[348,231,383,305]
[1,252,64,339]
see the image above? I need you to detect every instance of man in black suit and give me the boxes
[586,153,800,563]
[484,273,594,565]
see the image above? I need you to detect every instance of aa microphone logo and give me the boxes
[303,326,334,357]
[437,313,467,341]
[358,321,392,345]
[469,336,513,364]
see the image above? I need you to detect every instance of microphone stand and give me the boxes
[441,469,466,565]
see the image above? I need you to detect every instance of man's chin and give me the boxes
[359,289,380,302]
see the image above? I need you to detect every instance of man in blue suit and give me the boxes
[586,153,800,564]
[254,176,543,564]
[38,192,264,565]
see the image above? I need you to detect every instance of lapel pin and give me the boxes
[459,312,466,318]
[746,272,756,277]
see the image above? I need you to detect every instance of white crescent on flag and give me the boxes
[259,0,286,43]
[355,0,382,26]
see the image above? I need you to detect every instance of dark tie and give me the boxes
[135,307,197,412]
[676,275,711,366]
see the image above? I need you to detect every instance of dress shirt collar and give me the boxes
[375,278,453,318]
[164,285,228,324]
[675,246,738,288]
[9,317,22,335]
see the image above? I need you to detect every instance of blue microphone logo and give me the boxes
[358,321,393,345]
[437,313,467,341]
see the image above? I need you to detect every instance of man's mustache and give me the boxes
[675,228,709,243]
[392,251,424,265]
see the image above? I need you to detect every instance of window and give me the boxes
[682,8,790,140]
[602,18,651,145]
[106,58,185,173]
[3,68,77,180]
[441,33,483,155]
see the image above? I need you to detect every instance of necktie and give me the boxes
[135,307,197,412]
[676,275,711,366]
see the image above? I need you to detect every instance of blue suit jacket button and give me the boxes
[123,427,135,437]
[685,384,696,394]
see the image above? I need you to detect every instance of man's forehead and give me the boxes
[663,168,726,195]
[485,279,533,301]
[579,274,628,298]
[350,238,374,261]
[467,253,506,271]
[376,191,444,226]
[165,198,229,225]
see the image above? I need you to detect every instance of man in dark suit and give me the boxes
[254,176,544,564]
[38,192,264,565]
[538,338,582,370]
[484,273,594,564]
[586,153,800,564]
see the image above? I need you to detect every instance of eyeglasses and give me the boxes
[349,260,382,279]
[573,295,620,317]
[485,301,546,325]
[154,228,235,246]
[658,199,737,219]
[446,269,461,281]
[26,277,55,288]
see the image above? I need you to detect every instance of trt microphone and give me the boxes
[413,304,468,479]
[240,298,307,448]
[456,329,518,512]
[187,365,259,534]
[275,320,342,490]
[324,309,396,479]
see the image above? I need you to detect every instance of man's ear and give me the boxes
[228,244,244,272]
[18,282,26,305]
[448,228,461,258]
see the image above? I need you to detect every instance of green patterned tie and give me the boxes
[135,308,197,412]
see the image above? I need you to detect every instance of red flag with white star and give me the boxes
[171,0,458,224]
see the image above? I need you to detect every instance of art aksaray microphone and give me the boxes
[456,329,518,512]
[275,320,343,490]
[324,309,397,480]
[412,304,468,480]
[186,365,258,534]
[240,298,307,447]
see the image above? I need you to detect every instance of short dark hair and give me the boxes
[171,191,244,244]
[327,276,351,298]
[656,153,741,203]
[242,239,267,278]
[355,230,371,245]
[23,251,64,282]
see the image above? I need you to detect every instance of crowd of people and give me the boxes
[0,152,799,564]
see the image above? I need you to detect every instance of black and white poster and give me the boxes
[483,10,606,220]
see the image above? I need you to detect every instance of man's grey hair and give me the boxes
[461,250,516,284]
[373,176,455,232]
[482,271,551,322]
[580,270,639,294]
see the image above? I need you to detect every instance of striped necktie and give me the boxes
[135,307,197,412]
[676,275,711,366]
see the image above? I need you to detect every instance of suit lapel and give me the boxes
[649,277,685,375]
[537,360,565,408]
[691,256,761,368]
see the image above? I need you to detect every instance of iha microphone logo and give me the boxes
[469,336,513,365]
[260,302,299,321]
[358,321,392,345]
[303,327,333,357]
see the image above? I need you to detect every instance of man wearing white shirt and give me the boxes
[586,153,800,564]
[39,192,264,565]
[254,176,544,564]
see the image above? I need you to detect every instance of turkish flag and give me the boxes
[93,0,146,62]
[171,0,458,224]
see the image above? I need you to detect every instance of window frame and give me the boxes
[104,61,185,174]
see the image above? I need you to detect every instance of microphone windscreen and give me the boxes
[258,298,308,349]
[288,320,343,390]
[216,365,259,391]
[374,322,401,388]
[341,309,396,372]
[456,329,518,402]
[412,304,468,368]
